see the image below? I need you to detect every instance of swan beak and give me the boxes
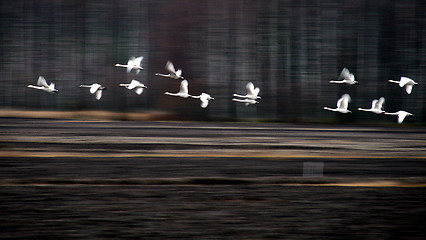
[211,98,215,101]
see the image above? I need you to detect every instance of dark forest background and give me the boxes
[1,0,425,124]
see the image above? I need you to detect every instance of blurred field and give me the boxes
[0,118,425,239]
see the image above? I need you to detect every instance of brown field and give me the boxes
[0,117,425,239]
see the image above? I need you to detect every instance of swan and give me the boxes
[191,93,215,108]
[115,56,144,73]
[233,82,261,100]
[329,68,359,85]
[388,77,418,94]
[357,97,385,114]
[79,83,107,100]
[27,76,58,93]
[164,80,192,98]
[323,94,352,113]
[232,98,259,106]
[384,110,413,124]
[155,61,184,80]
[119,79,147,95]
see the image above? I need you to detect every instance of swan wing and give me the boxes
[127,57,135,72]
[371,99,379,109]
[337,94,350,110]
[37,76,49,88]
[405,84,413,94]
[246,82,255,95]
[135,87,144,95]
[49,83,55,90]
[200,95,209,108]
[399,77,413,87]
[339,68,353,80]
[95,90,103,100]
[90,84,100,94]
[179,80,189,94]
[133,57,143,67]
[397,112,408,124]
[128,80,140,90]
[165,61,176,74]
[376,97,385,109]
[175,69,182,78]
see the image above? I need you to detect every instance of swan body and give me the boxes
[385,110,413,124]
[115,56,144,73]
[358,97,385,114]
[164,80,192,98]
[232,98,259,106]
[324,94,352,113]
[233,82,261,100]
[330,68,358,85]
[388,77,418,94]
[27,76,58,93]
[192,93,215,108]
[155,61,184,80]
[119,80,147,95]
[79,83,107,100]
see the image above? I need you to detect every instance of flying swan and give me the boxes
[329,68,359,85]
[233,82,261,100]
[192,93,215,108]
[27,76,58,93]
[358,97,385,114]
[119,80,147,95]
[79,83,107,100]
[164,79,192,98]
[155,61,184,80]
[385,110,413,124]
[115,56,144,74]
[388,77,418,94]
[323,94,352,113]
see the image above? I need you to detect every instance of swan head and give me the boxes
[354,81,359,84]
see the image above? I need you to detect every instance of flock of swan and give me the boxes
[323,68,418,123]
[27,58,418,123]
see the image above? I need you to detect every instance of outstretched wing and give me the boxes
[127,57,135,72]
[37,76,49,88]
[246,82,256,95]
[135,87,144,95]
[337,94,350,110]
[375,97,385,110]
[179,80,189,94]
[95,90,103,100]
[90,84,100,94]
[405,85,413,94]
[175,69,182,78]
[339,68,354,81]
[128,80,140,90]
[133,57,143,67]
[398,112,407,124]
[165,61,176,74]
[399,77,413,88]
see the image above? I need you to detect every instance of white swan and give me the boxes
[115,56,144,73]
[388,77,418,94]
[79,83,107,100]
[164,80,192,98]
[329,68,359,85]
[119,79,147,95]
[192,93,215,108]
[323,94,352,113]
[27,76,58,93]
[155,61,184,80]
[358,97,385,114]
[385,110,413,124]
[232,98,259,106]
[233,82,261,100]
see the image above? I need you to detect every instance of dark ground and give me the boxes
[0,118,425,239]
